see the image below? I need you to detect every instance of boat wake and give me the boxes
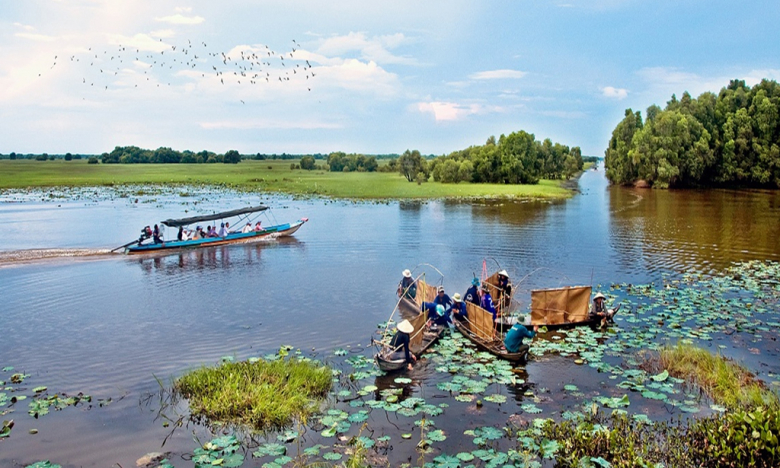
[0,248,115,266]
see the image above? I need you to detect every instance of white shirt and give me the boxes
[218,226,229,237]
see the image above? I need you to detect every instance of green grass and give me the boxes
[0,159,573,200]
[174,357,332,430]
[657,343,779,409]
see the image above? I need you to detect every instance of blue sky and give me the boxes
[1,0,778,156]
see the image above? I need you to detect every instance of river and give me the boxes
[1,167,778,467]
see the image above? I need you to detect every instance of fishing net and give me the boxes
[530,285,591,325]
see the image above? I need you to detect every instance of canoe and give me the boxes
[126,219,306,254]
[453,315,528,363]
[375,278,444,373]
[375,325,445,372]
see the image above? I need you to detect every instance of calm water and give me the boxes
[1,169,779,467]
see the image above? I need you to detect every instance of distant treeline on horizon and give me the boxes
[0,150,409,162]
[606,78,780,188]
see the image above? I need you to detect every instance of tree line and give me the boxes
[401,131,584,185]
[605,79,780,188]
[100,146,242,164]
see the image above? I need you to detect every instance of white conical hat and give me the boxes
[594,292,606,300]
[397,319,414,334]
[498,270,509,277]
[402,269,412,278]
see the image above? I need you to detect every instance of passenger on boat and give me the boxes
[225,222,231,233]
[217,222,229,237]
[138,226,152,245]
[192,226,202,240]
[208,226,219,238]
[450,293,468,321]
[481,285,497,320]
[177,226,184,241]
[503,317,539,354]
[241,223,253,233]
[590,293,617,326]
[496,270,512,309]
[389,319,417,370]
[464,277,481,306]
[433,286,452,309]
[254,221,263,231]
[397,269,417,300]
[153,224,163,244]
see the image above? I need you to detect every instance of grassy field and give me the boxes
[0,159,573,200]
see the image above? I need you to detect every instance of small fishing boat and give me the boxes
[375,278,444,372]
[122,205,307,254]
[529,285,597,328]
[452,270,528,362]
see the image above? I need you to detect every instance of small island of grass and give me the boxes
[174,355,332,430]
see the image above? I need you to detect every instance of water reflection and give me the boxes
[133,239,304,275]
[608,186,780,274]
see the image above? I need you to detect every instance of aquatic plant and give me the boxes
[650,343,779,409]
[174,355,332,430]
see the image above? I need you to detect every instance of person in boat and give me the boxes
[433,286,452,309]
[207,226,219,238]
[153,224,163,244]
[397,269,417,300]
[389,319,417,371]
[138,226,152,245]
[590,292,618,326]
[217,222,229,237]
[450,293,468,321]
[424,304,451,328]
[496,270,512,309]
[192,226,203,240]
[225,222,231,233]
[241,222,253,233]
[464,277,481,306]
[481,285,498,321]
[177,226,184,241]
[503,316,539,354]
[254,221,263,231]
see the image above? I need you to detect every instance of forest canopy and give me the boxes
[427,132,584,185]
[605,79,780,188]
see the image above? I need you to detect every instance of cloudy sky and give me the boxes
[1,0,778,156]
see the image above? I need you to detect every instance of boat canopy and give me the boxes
[530,285,591,325]
[161,205,268,228]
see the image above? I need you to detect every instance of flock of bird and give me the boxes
[41,39,317,102]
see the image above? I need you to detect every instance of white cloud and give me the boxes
[316,32,416,65]
[416,101,503,122]
[14,33,57,42]
[469,69,527,80]
[13,22,35,31]
[154,14,204,25]
[601,86,628,99]
[149,29,176,39]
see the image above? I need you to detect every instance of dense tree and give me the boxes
[605,79,780,188]
[64,152,73,161]
[398,149,429,182]
[223,150,241,164]
[300,155,316,170]
[9,152,16,160]
[326,152,377,172]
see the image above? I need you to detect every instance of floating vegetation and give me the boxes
[173,352,332,430]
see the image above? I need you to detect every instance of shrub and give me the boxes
[88,157,99,164]
[300,155,316,170]
[64,153,73,161]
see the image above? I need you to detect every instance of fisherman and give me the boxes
[137,225,152,245]
[464,277,481,306]
[590,293,619,327]
[503,316,539,354]
[496,270,512,309]
[153,224,163,244]
[389,319,417,371]
[481,285,498,321]
[433,286,452,309]
[450,293,468,321]
[425,304,451,328]
[397,269,417,300]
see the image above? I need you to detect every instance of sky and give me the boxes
[1,0,779,156]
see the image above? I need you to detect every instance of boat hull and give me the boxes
[125,220,306,254]
[453,318,528,363]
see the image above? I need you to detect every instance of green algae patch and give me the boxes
[174,357,332,430]
[654,343,779,409]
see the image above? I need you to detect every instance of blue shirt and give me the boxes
[464,285,480,305]
[450,302,467,320]
[481,292,497,319]
[433,294,452,309]
[504,324,535,353]
[422,301,450,325]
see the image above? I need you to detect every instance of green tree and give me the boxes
[223,150,241,164]
[398,149,428,182]
[300,155,316,170]
[64,152,73,161]
[605,109,644,185]
[9,152,16,160]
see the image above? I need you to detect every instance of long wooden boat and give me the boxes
[375,279,444,372]
[453,303,528,363]
[125,205,306,254]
